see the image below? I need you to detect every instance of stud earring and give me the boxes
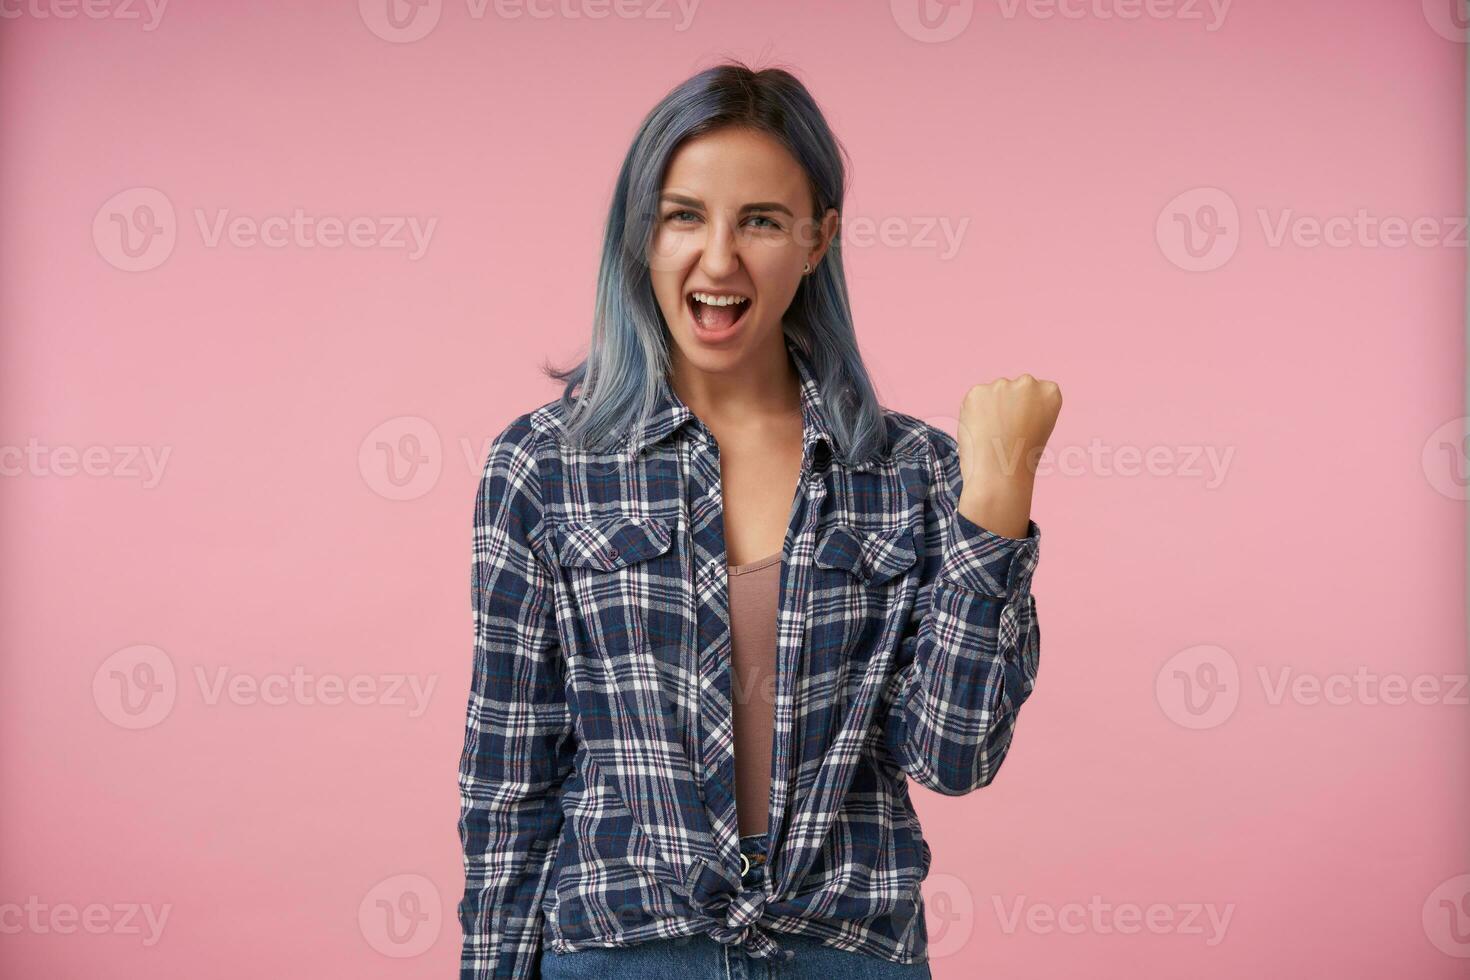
[803,262,811,275]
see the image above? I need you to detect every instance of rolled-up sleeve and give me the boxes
[458,415,575,980]
[881,427,1042,796]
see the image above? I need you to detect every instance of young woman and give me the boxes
[459,62,1061,980]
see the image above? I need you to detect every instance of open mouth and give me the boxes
[686,291,752,339]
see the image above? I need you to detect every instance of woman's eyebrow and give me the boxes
[659,193,793,218]
[744,202,795,217]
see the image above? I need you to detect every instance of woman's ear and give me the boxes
[807,207,840,271]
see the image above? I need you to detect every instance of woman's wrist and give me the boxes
[956,477,1035,540]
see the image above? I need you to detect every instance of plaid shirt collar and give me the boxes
[623,333,836,463]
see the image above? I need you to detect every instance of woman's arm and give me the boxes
[880,425,1042,795]
[458,414,575,980]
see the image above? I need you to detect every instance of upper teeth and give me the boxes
[692,292,749,307]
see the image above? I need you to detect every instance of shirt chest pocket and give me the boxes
[813,523,920,588]
[553,515,674,573]
[550,515,683,669]
[808,522,921,685]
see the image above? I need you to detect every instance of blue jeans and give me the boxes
[539,833,933,980]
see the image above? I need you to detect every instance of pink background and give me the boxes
[2,1,1467,977]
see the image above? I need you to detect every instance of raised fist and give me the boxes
[954,374,1062,536]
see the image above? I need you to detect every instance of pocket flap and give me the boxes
[554,515,673,572]
[814,524,918,586]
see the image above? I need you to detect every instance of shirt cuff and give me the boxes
[938,511,1041,599]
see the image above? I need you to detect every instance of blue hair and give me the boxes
[544,60,888,466]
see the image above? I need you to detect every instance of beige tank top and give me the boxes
[726,549,781,838]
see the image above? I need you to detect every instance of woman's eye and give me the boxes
[661,211,780,230]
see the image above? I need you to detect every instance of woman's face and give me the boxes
[647,126,838,374]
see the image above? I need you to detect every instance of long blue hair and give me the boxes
[544,60,888,466]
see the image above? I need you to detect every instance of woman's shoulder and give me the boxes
[877,406,953,464]
[487,395,576,453]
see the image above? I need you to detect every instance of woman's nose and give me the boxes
[698,220,739,278]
